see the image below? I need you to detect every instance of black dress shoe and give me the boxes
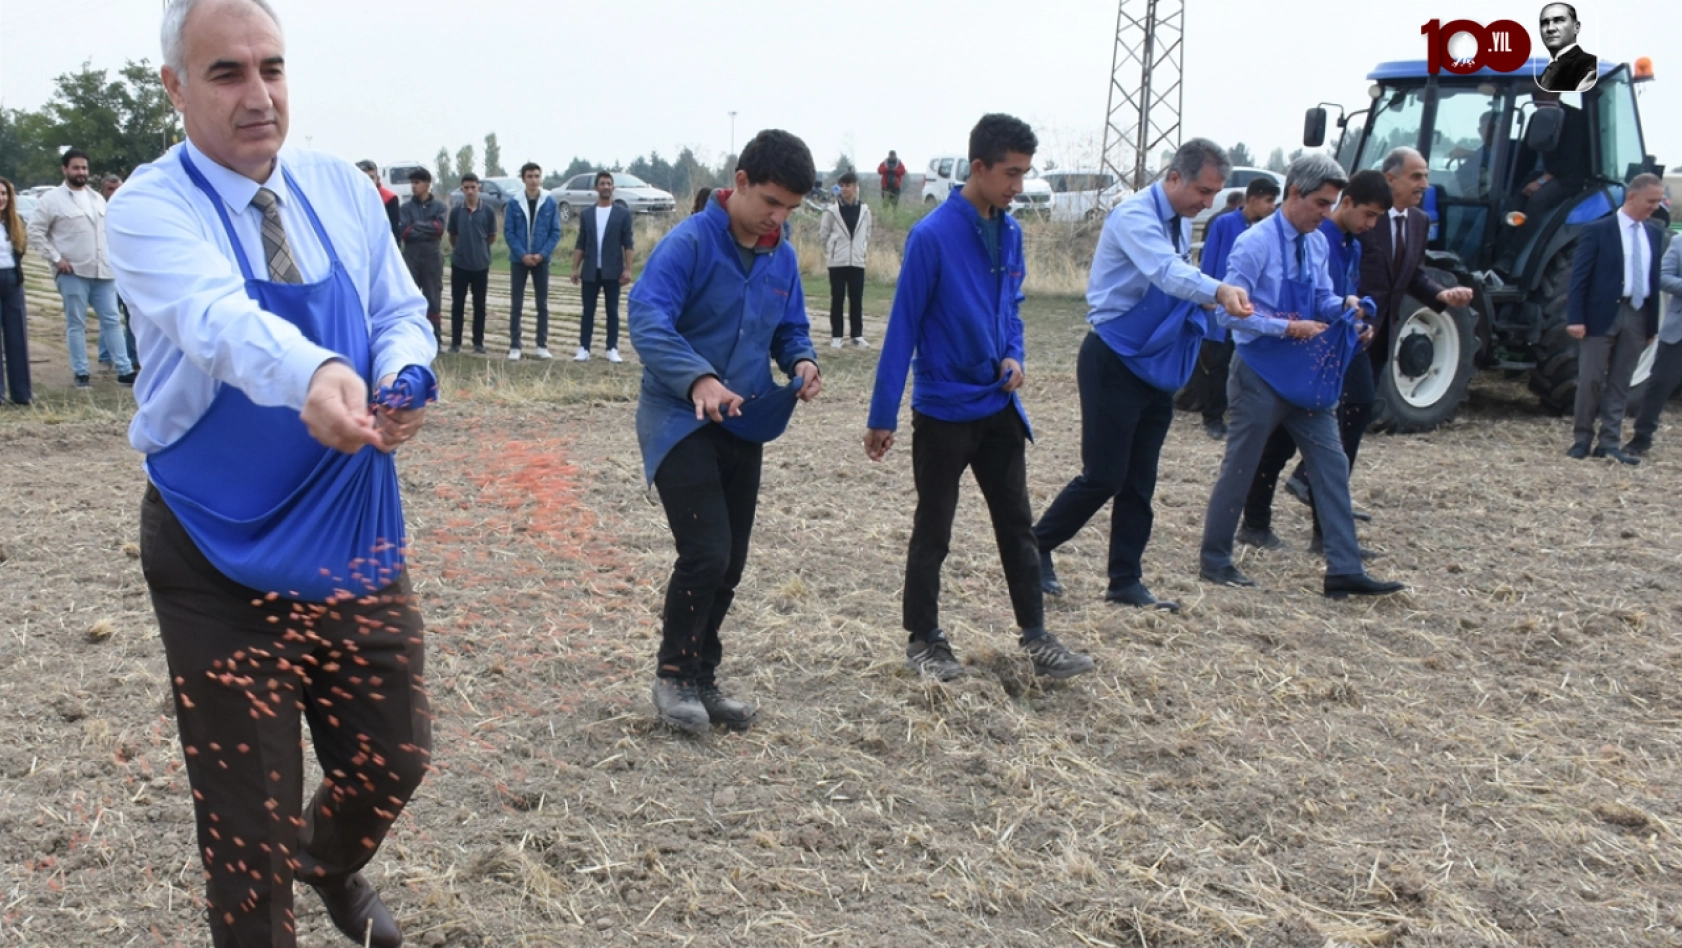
[1566,442,1590,459]
[1039,550,1065,596]
[1105,582,1179,612]
[1351,508,1373,522]
[1235,525,1287,550]
[1323,572,1405,599]
[1307,534,1380,560]
[1624,438,1652,457]
[1203,420,1228,440]
[310,872,402,948]
[1285,474,1313,506]
[1592,445,1640,466]
[1198,564,1256,588]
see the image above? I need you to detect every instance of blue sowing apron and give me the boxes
[146,150,406,602]
[1092,196,1208,392]
[1239,220,1361,412]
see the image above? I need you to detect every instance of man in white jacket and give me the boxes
[817,171,872,348]
[27,148,136,387]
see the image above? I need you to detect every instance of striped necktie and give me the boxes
[249,187,302,284]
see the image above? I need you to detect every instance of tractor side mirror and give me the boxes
[1525,107,1564,153]
[1303,108,1328,148]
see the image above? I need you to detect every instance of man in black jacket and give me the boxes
[1537,4,1598,92]
[570,171,635,363]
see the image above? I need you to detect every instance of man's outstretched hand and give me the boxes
[301,361,380,454]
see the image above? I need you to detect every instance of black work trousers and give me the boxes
[653,425,764,684]
[904,406,1043,639]
[828,266,865,340]
[450,266,488,349]
[579,278,621,352]
[1244,346,1376,532]
[141,487,430,948]
[509,259,550,349]
[1634,337,1682,444]
[1033,333,1175,592]
[0,267,31,404]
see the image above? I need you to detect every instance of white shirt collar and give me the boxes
[1616,208,1639,229]
[1388,206,1408,222]
[183,138,290,216]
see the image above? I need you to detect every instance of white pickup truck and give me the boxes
[919,154,1053,218]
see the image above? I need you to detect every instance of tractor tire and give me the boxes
[1526,248,1577,415]
[1370,299,1478,433]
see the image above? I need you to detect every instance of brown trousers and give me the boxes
[141,486,431,948]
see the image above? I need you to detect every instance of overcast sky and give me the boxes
[1,0,1676,179]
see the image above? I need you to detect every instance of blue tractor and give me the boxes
[1304,56,1665,430]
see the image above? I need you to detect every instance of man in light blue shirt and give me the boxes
[1197,154,1404,601]
[106,1,435,945]
[1034,139,1253,613]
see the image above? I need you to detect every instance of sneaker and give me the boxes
[116,372,138,386]
[651,678,709,734]
[507,349,522,361]
[570,347,587,362]
[74,375,92,389]
[536,347,554,360]
[852,337,871,349]
[1020,632,1095,679]
[473,345,487,355]
[606,348,623,364]
[697,684,756,731]
[448,345,461,354]
[830,337,844,349]
[905,631,964,681]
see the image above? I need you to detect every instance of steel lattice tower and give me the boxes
[1098,0,1185,196]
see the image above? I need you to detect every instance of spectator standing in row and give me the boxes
[27,147,136,388]
[447,172,496,354]
[1210,190,1244,221]
[1566,174,1666,464]
[101,174,123,200]
[1191,176,1279,439]
[818,170,872,349]
[570,171,634,363]
[1626,231,1682,457]
[505,161,561,360]
[97,173,143,373]
[0,176,31,406]
[356,159,401,241]
[878,150,906,207]
[399,167,446,340]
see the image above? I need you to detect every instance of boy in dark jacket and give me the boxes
[629,130,823,733]
[865,114,1093,683]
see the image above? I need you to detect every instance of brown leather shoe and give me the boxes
[310,871,402,947]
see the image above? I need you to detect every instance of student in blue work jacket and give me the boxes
[1189,176,1279,440]
[865,113,1095,684]
[628,129,823,734]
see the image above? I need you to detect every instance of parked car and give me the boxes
[1197,166,1283,230]
[1041,169,1131,222]
[449,175,522,211]
[21,185,55,199]
[378,159,428,202]
[16,194,38,220]
[920,154,1053,218]
[548,171,675,222]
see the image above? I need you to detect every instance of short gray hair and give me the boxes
[162,0,283,75]
[1167,138,1232,184]
[1285,153,1348,200]
[1628,172,1663,193]
[1380,147,1421,175]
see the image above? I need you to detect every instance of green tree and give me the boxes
[1265,147,1288,173]
[483,132,504,176]
[831,151,855,177]
[1229,142,1255,168]
[455,144,476,182]
[558,157,595,182]
[0,108,61,187]
[434,146,457,193]
[36,59,181,177]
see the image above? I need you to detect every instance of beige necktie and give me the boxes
[249,187,302,284]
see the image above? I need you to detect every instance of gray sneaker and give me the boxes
[906,631,964,681]
[1020,632,1095,679]
[698,685,756,731]
[651,678,709,733]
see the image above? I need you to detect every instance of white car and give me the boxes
[1196,166,1284,229]
[1041,170,1132,222]
[378,160,429,202]
[920,155,1053,219]
[548,171,675,223]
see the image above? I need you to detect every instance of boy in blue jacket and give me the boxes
[629,130,823,733]
[503,161,562,360]
[865,114,1093,683]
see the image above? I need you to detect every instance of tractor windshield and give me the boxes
[1596,66,1646,182]
[1357,87,1427,170]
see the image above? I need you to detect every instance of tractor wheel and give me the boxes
[1370,298,1478,433]
[1527,248,1577,414]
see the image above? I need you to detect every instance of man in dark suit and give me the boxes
[1566,174,1666,464]
[1282,147,1472,508]
[571,171,636,363]
[1626,231,1682,456]
[1537,4,1598,93]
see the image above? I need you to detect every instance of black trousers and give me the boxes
[449,266,488,348]
[402,244,443,337]
[1633,337,1682,444]
[509,259,550,349]
[1199,338,1234,424]
[580,278,621,352]
[1033,333,1175,591]
[1244,347,1376,532]
[653,426,763,683]
[828,266,865,339]
[0,267,31,404]
[905,407,1043,638]
[141,487,430,948]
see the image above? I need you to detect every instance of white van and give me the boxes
[919,155,1053,218]
[379,160,429,202]
[1041,170,1132,223]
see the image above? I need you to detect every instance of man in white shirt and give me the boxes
[106,1,436,945]
[569,170,634,362]
[26,148,135,387]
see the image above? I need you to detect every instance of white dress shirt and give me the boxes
[594,205,613,271]
[26,183,113,278]
[1616,208,1650,307]
[107,139,435,455]
[1086,183,1220,326]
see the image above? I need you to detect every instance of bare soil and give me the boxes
[5,294,1682,947]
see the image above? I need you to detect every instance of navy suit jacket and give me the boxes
[1568,213,1664,337]
[575,203,634,282]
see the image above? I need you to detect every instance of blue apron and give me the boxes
[146,150,406,602]
[1239,219,1360,412]
[1093,194,1208,392]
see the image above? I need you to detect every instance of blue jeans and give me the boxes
[57,273,131,377]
